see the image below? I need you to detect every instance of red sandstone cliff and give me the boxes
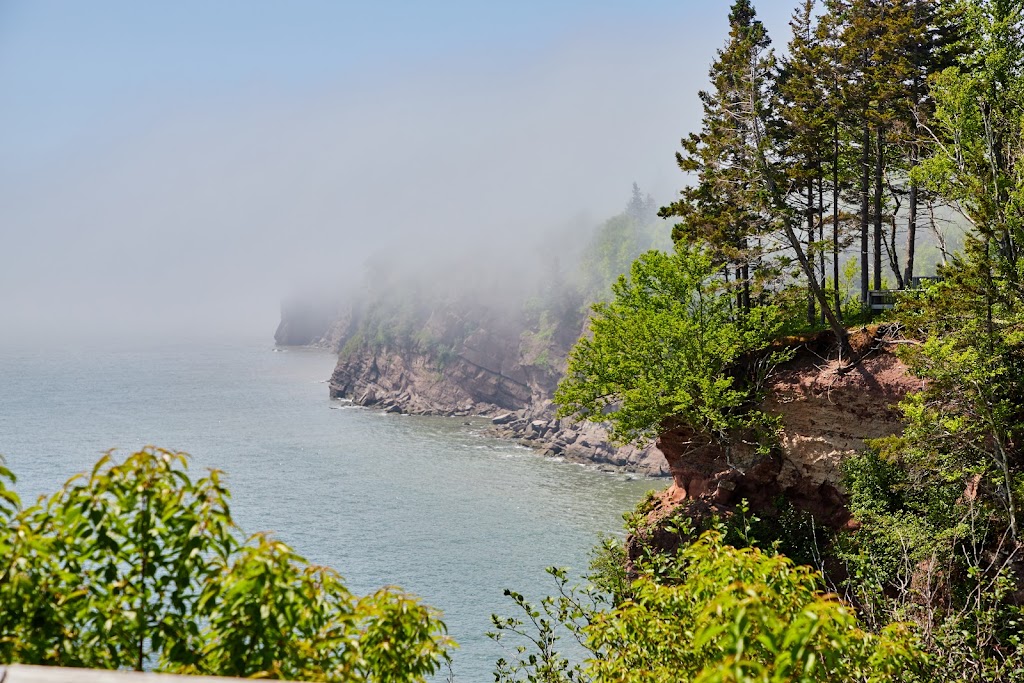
[648,329,924,531]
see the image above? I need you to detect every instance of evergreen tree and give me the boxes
[900,0,953,286]
[660,0,777,313]
[817,2,861,317]
[665,0,850,347]
[625,181,658,224]
[917,0,1024,283]
[777,0,836,324]
[817,0,948,305]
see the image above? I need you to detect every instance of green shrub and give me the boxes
[555,243,788,446]
[0,448,451,681]
[492,531,925,683]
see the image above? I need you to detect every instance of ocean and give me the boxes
[0,340,658,680]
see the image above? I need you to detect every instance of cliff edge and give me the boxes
[629,329,924,564]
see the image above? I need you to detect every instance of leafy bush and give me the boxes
[0,448,451,681]
[492,531,925,683]
[555,243,788,446]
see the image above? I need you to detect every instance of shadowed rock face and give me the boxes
[327,331,537,416]
[327,298,556,414]
[320,295,671,475]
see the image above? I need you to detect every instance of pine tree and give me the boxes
[778,0,836,324]
[665,0,851,349]
[917,0,1024,285]
[818,2,860,317]
[660,0,777,313]
[820,0,946,306]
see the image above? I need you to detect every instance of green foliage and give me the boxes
[493,532,925,683]
[0,448,451,681]
[489,567,605,683]
[661,0,774,272]
[555,242,788,446]
[913,0,1024,263]
[578,208,669,304]
[520,2,1024,681]
[587,532,924,683]
[889,272,1024,537]
[586,537,630,606]
[837,445,1024,682]
[813,5,1024,673]
[732,498,827,571]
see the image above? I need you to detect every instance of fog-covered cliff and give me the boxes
[278,188,672,475]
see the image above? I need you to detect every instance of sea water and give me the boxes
[0,340,658,681]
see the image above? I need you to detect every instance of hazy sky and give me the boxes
[1,1,798,346]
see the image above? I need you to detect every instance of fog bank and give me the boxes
[0,5,798,348]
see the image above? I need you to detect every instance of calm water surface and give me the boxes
[0,341,658,681]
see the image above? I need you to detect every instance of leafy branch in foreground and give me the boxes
[555,243,787,446]
[0,447,452,682]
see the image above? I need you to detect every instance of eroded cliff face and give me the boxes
[321,299,670,475]
[640,331,924,546]
[328,325,539,416]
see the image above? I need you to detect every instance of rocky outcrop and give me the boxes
[658,332,922,519]
[328,300,553,410]
[329,342,534,417]
[627,329,924,566]
[317,292,670,475]
[487,402,669,475]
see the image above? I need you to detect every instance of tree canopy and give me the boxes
[555,243,786,446]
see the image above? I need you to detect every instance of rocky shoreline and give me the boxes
[325,358,669,476]
[485,404,667,474]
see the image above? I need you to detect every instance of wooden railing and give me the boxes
[868,276,941,313]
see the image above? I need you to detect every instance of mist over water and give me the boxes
[0,2,799,348]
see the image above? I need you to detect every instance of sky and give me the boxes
[0,1,799,346]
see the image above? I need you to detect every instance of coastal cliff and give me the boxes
[629,330,924,562]
[321,295,670,475]
[280,272,921,485]
[276,187,673,474]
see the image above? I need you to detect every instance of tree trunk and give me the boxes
[904,65,921,288]
[818,170,826,326]
[742,263,751,312]
[723,266,733,315]
[860,123,870,310]
[735,266,743,313]
[833,124,842,319]
[873,125,884,292]
[905,178,917,287]
[749,122,849,355]
[807,180,816,325]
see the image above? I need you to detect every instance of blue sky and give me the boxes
[0,1,798,344]
[2,2,716,162]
